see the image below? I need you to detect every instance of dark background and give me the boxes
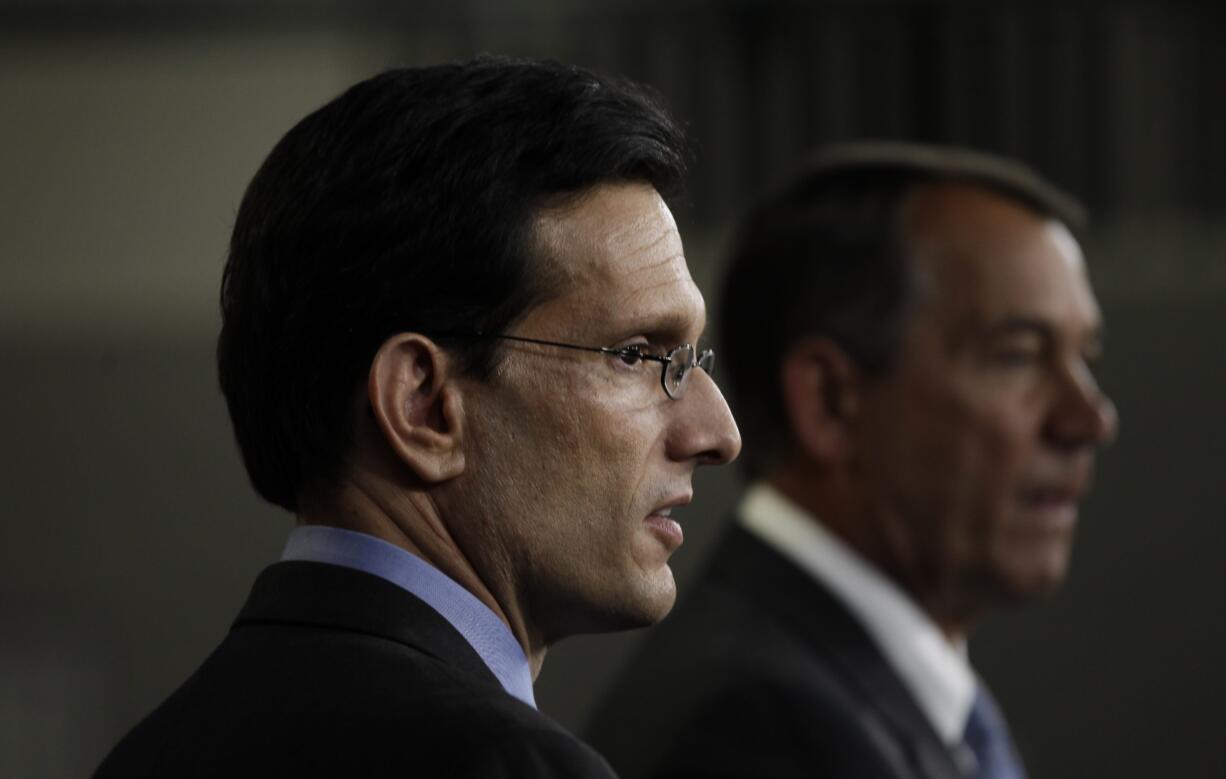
[2,2,1223,777]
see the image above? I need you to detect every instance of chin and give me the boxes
[991,518,1077,600]
[551,571,677,638]
[997,550,1074,604]
[603,572,679,631]
[639,583,678,624]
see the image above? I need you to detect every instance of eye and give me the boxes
[986,333,1047,368]
[991,348,1042,367]
[614,344,649,366]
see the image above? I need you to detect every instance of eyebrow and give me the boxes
[608,307,709,345]
[979,316,1105,349]
[984,317,1052,339]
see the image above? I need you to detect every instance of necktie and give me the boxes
[960,685,1027,779]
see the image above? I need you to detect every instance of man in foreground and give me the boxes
[96,57,739,777]
[587,142,1118,778]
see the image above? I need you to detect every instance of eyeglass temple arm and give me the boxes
[492,334,674,365]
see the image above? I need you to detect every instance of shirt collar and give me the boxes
[281,525,536,709]
[739,482,976,744]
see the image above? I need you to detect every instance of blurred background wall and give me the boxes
[1,1,1222,776]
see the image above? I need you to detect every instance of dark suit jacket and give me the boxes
[585,524,968,779]
[96,560,616,778]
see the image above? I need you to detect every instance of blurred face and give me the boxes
[454,182,740,642]
[854,183,1118,625]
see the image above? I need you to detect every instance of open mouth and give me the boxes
[1017,487,1081,528]
[644,505,684,549]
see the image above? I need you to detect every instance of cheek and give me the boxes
[876,389,1033,536]
[932,401,1051,583]
[961,391,1049,495]
[961,405,1032,485]
[528,397,664,534]
[473,360,669,541]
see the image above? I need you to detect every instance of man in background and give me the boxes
[96,56,739,778]
[587,142,1117,779]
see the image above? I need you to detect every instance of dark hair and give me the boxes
[218,56,687,512]
[719,141,1084,476]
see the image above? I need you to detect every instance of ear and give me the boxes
[367,333,466,483]
[779,336,862,464]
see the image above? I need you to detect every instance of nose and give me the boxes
[1047,359,1119,450]
[668,369,741,466]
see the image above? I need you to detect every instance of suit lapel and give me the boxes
[234,560,504,691]
[708,524,966,779]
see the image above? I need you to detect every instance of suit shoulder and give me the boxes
[95,624,605,778]
[587,574,911,778]
[448,713,617,779]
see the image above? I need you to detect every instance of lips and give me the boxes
[1017,484,1084,529]
[649,492,693,516]
[1021,485,1082,504]
[644,495,691,550]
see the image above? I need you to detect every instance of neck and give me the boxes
[299,468,548,679]
[766,463,975,648]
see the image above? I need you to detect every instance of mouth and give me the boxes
[1017,485,1084,529]
[644,496,690,551]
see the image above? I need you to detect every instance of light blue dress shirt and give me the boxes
[281,524,536,708]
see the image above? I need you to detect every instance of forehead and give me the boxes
[900,182,1101,333]
[526,182,705,339]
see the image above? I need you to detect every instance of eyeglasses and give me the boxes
[435,332,715,400]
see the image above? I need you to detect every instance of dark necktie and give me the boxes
[960,685,1027,779]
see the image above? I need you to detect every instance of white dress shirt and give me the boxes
[739,481,977,745]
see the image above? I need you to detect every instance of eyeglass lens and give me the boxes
[664,345,716,398]
[664,345,694,397]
